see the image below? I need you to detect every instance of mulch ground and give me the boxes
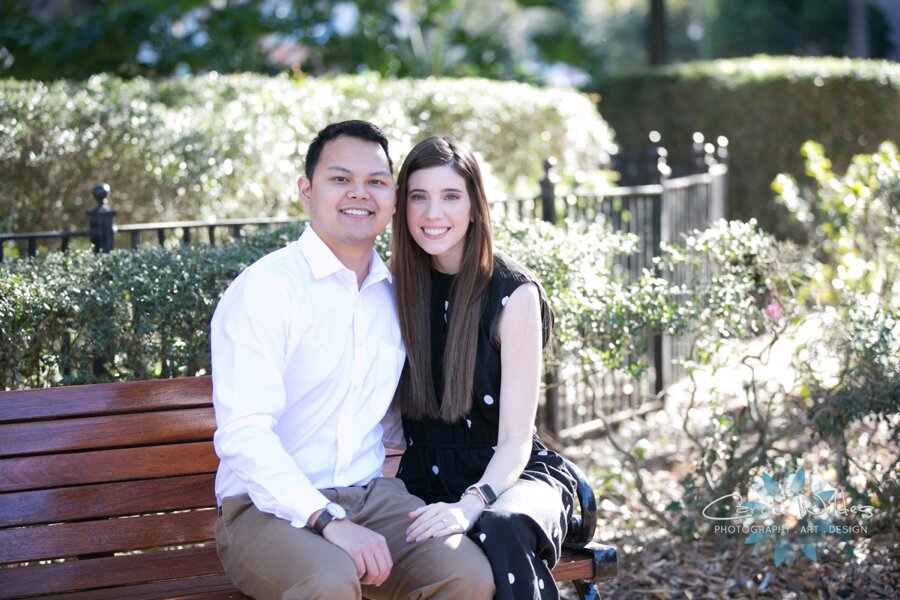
[559,531,898,599]
[554,354,899,599]
[558,433,899,599]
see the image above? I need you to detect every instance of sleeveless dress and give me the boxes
[397,254,578,600]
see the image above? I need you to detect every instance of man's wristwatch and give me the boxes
[311,502,347,535]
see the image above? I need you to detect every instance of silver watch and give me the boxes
[312,502,347,535]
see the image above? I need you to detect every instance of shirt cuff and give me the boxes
[287,486,332,529]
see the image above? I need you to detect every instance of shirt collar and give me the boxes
[298,225,392,285]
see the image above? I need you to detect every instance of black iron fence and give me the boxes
[0,184,304,262]
[492,134,728,439]
[1,134,727,439]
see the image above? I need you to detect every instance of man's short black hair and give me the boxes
[305,120,393,180]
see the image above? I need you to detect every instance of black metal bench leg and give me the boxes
[573,579,600,600]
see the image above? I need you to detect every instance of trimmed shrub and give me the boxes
[592,56,900,239]
[0,224,304,389]
[0,216,691,391]
[0,73,614,234]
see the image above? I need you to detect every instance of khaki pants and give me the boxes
[216,477,495,600]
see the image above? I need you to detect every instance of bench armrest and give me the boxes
[561,457,597,545]
[561,457,618,581]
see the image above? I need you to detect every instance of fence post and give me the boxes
[710,136,729,222]
[691,132,707,174]
[540,158,557,225]
[539,157,561,438]
[652,149,671,398]
[86,183,116,253]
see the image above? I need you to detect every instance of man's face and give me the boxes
[299,135,395,256]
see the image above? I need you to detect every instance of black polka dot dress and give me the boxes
[398,253,577,600]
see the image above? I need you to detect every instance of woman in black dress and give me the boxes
[391,136,578,600]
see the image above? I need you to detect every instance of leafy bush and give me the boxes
[593,56,900,240]
[773,141,900,304]
[609,142,900,546]
[0,223,303,389]
[0,73,614,234]
[2,218,652,390]
[778,142,900,522]
[0,212,730,394]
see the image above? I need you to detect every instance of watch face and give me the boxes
[326,502,347,519]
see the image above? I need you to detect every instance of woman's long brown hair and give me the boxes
[391,136,494,422]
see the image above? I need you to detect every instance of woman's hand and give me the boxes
[405,495,485,543]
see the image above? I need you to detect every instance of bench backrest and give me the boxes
[0,377,221,599]
[0,377,607,598]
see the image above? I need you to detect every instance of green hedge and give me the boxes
[0,226,301,389]
[592,56,900,239]
[1,213,784,392]
[0,73,614,234]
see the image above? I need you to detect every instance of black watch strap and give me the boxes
[478,484,498,505]
[312,510,335,535]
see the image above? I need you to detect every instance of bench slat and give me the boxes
[0,441,216,492]
[0,546,231,600]
[551,551,596,581]
[0,509,215,564]
[0,474,215,527]
[0,377,212,423]
[0,407,215,457]
[0,377,616,598]
[36,576,246,600]
[0,545,594,600]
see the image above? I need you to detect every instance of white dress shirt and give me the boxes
[211,225,406,528]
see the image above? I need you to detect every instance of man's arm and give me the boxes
[212,268,330,526]
[380,403,406,452]
[212,267,394,585]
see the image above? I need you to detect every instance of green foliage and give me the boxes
[0,73,614,235]
[658,218,803,357]
[772,141,900,303]
[0,223,304,389]
[0,215,738,392]
[0,219,625,389]
[0,0,585,82]
[776,142,900,518]
[656,142,899,540]
[0,0,275,80]
[661,220,807,525]
[494,218,669,373]
[496,216,798,388]
[709,0,891,59]
[592,57,900,239]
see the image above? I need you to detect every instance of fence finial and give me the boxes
[92,183,112,210]
[87,183,116,253]
[540,158,557,224]
[716,136,729,164]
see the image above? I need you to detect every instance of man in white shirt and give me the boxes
[211,120,494,600]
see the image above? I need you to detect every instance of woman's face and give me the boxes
[405,165,473,274]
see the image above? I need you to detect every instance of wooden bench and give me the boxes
[0,377,617,599]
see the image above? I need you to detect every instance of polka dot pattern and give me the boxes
[397,260,577,600]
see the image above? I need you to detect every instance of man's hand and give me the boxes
[321,519,393,586]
